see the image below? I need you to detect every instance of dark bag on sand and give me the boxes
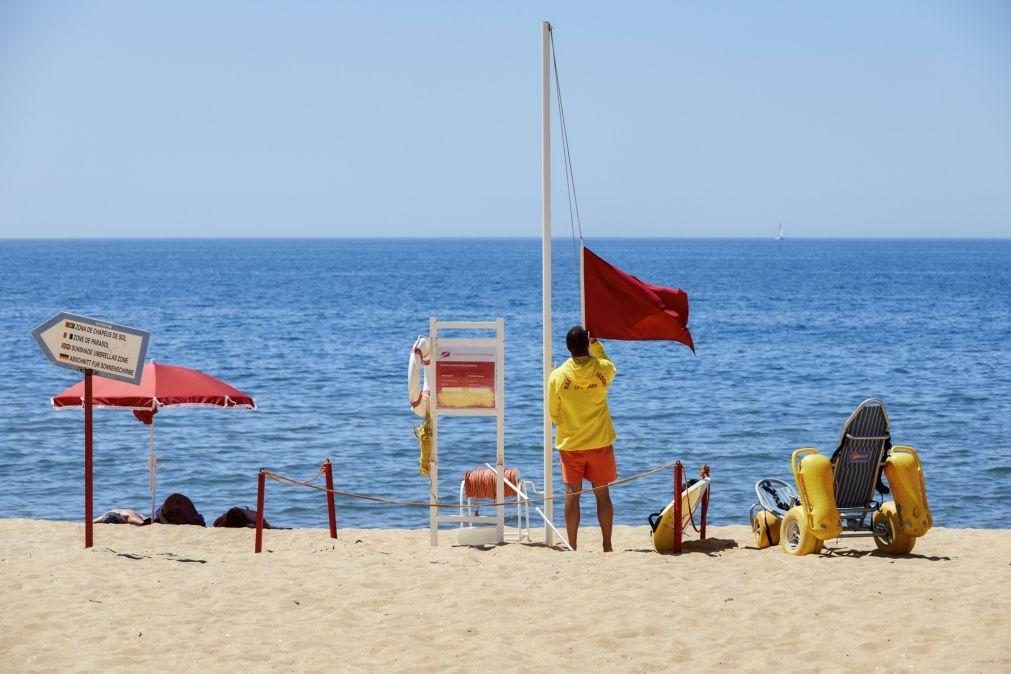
[213,506,270,529]
[155,493,206,526]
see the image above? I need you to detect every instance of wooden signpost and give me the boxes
[31,312,150,548]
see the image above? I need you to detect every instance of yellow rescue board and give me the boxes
[651,478,709,553]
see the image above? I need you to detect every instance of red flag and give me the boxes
[583,246,694,351]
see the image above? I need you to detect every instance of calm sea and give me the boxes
[1,239,1008,530]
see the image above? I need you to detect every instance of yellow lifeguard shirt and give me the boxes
[548,341,617,451]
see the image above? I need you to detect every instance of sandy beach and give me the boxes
[1,520,1008,672]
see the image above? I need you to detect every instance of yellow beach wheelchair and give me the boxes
[752,399,931,556]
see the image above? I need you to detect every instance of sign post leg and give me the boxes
[84,369,94,549]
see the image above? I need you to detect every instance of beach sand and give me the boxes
[1,520,1008,672]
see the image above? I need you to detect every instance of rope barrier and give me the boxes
[298,464,328,486]
[686,466,712,534]
[255,459,711,553]
[261,459,681,510]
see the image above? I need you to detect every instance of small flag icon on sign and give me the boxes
[58,353,70,361]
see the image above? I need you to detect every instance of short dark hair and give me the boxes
[566,325,590,355]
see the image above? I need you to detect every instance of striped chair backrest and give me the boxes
[832,400,890,509]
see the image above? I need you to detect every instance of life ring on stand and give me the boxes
[408,336,433,417]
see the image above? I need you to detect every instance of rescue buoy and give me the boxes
[408,336,433,417]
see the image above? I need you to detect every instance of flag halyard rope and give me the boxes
[549,29,585,288]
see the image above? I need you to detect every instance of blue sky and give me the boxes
[1,1,1008,238]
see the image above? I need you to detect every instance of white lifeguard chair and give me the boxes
[425,318,506,546]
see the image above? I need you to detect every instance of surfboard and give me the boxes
[650,478,710,553]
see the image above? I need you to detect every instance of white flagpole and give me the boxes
[149,416,156,523]
[541,20,554,546]
[580,241,586,325]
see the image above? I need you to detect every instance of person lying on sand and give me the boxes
[213,506,271,529]
[154,493,206,526]
[93,509,149,525]
[548,325,618,552]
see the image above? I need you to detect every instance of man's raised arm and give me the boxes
[589,337,616,386]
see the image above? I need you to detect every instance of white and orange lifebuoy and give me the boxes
[408,336,433,417]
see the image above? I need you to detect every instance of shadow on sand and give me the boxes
[820,546,951,562]
[624,537,739,556]
[103,547,208,564]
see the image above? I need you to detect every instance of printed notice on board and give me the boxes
[31,312,150,385]
[436,347,496,410]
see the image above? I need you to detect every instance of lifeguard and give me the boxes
[548,325,617,551]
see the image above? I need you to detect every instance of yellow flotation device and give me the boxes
[791,448,842,541]
[414,412,432,477]
[883,445,932,537]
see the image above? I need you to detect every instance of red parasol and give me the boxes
[52,361,255,521]
[53,361,255,410]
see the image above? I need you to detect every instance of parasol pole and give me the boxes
[541,20,554,546]
[149,414,156,523]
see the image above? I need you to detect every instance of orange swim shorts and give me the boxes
[559,445,617,486]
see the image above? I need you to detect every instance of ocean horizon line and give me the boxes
[2,235,1010,242]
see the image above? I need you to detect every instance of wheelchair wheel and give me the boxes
[751,508,780,549]
[873,502,916,555]
[780,506,820,556]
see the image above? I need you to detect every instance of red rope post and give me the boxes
[699,464,711,541]
[323,459,337,539]
[255,469,266,553]
[673,461,684,554]
[84,369,94,549]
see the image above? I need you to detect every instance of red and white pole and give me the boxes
[84,369,94,549]
[672,461,684,554]
[699,464,711,541]
[324,459,337,539]
[255,469,266,553]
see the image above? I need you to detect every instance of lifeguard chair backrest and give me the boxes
[831,399,890,509]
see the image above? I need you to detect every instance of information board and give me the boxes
[32,312,150,385]
[436,346,496,410]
